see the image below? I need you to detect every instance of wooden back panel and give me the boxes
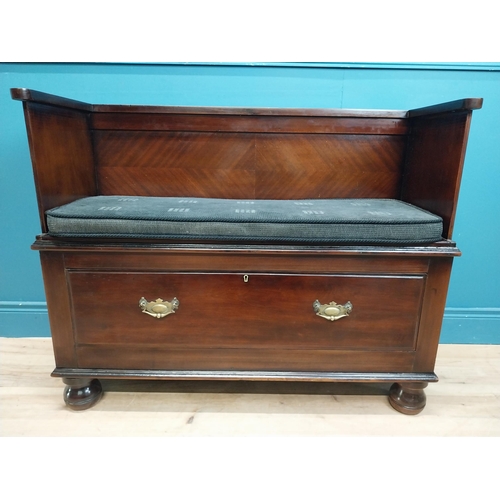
[92,111,408,200]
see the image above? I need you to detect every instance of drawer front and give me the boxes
[68,272,425,351]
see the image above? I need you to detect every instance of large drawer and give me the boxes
[68,271,425,352]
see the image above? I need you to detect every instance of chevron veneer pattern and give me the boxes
[95,131,405,199]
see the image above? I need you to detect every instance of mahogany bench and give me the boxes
[11,88,482,414]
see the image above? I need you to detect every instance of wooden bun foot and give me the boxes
[389,382,428,415]
[63,378,103,410]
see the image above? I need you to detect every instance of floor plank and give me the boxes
[1,338,499,436]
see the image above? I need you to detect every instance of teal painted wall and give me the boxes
[1,62,499,342]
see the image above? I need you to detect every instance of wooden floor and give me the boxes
[1,337,499,437]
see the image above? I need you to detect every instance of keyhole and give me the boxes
[243,275,249,283]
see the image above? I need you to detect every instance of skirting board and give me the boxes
[0,302,499,344]
[0,302,50,338]
[440,308,500,344]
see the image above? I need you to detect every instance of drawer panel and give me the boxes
[76,345,416,372]
[68,272,425,351]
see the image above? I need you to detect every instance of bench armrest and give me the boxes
[12,88,97,232]
[402,99,483,239]
[408,98,483,118]
[11,88,93,112]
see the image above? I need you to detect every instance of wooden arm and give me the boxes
[11,88,93,112]
[12,89,97,232]
[408,98,483,118]
[402,100,482,239]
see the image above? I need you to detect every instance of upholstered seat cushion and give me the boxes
[45,196,443,244]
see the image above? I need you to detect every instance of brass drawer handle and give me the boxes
[139,297,179,319]
[313,300,352,321]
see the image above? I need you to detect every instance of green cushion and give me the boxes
[46,196,443,244]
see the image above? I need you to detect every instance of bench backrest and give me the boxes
[92,106,408,200]
[12,88,482,239]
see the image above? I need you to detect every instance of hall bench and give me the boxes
[11,88,482,414]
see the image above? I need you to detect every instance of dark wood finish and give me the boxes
[92,104,409,118]
[95,131,405,199]
[19,102,97,232]
[11,87,93,112]
[39,253,77,367]
[402,111,477,239]
[91,113,409,135]
[12,89,482,414]
[412,258,455,372]
[67,272,424,350]
[254,134,405,199]
[34,237,461,259]
[60,250,434,275]
[389,382,428,415]
[54,368,438,383]
[62,378,103,411]
[407,98,483,118]
[75,346,417,372]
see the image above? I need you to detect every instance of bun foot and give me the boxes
[389,382,428,415]
[63,378,103,410]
